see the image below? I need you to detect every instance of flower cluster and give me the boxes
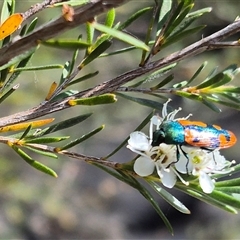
[127,100,235,193]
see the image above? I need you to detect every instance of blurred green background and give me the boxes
[1,1,240,239]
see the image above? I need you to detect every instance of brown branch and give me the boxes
[0,8,240,127]
[0,0,128,67]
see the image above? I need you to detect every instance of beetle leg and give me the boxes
[179,145,190,175]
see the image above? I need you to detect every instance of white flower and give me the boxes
[133,143,178,188]
[127,131,179,187]
[175,147,235,193]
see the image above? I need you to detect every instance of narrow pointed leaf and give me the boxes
[151,75,174,90]
[138,186,174,234]
[187,61,208,85]
[3,49,35,90]
[149,181,190,214]
[118,7,152,30]
[41,39,90,49]
[117,93,164,110]
[215,178,240,188]
[91,22,149,51]
[68,94,117,106]
[0,47,36,72]
[0,118,54,132]
[19,124,32,140]
[0,13,24,40]
[86,22,94,44]
[45,82,58,101]
[196,72,225,89]
[80,40,112,68]
[144,63,177,84]
[24,136,69,144]
[50,89,79,102]
[164,25,206,48]
[177,185,237,213]
[169,8,211,37]
[215,187,240,194]
[12,64,63,72]
[11,145,57,177]
[24,145,58,159]
[60,125,104,150]
[67,71,99,87]
[0,83,19,104]
[60,61,71,84]
[26,17,38,34]
[35,113,92,136]
[105,8,115,28]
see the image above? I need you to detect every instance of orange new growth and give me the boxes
[0,13,23,40]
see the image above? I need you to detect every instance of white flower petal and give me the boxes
[133,156,155,176]
[159,168,177,188]
[199,171,215,194]
[128,131,150,151]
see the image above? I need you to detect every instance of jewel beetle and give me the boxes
[151,119,237,150]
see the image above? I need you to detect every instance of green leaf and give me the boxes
[41,39,90,50]
[216,178,240,187]
[148,181,191,214]
[68,94,117,106]
[118,7,152,30]
[1,0,11,23]
[0,83,19,104]
[86,22,94,45]
[67,71,99,87]
[156,0,172,35]
[24,146,58,159]
[202,98,221,112]
[160,1,185,38]
[69,35,82,74]
[144,63,177,84]
[100,45,136,57]
[138,184,174,234]
[164,25,206,48]
[165,3,194,38]
[53,0,88,7]
[26,17,38,34]
[204,95,240,110]
[150,75,174,90]
[12,64,63,72]
[117,93,164,110]
[176,185,238,214]
[50,90,79,102]
[19,124,32,140]
[60,125,104,150]
[215,187,240,195]
[1,48,36,90]
[91,22,149,51]
[169,7,211,37]
[11,145,57,177]
[187,61,208,85]
[24,136,69,144]
[60,61,71,85]
[105,8,115,28]
[80,40,112,68]
[0,47,37,71]
[36,113,92,136]
[210,189,240,210]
